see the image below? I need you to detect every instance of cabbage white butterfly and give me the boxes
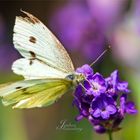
[0,10,84,108]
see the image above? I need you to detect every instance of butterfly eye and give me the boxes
[66,74,75,80]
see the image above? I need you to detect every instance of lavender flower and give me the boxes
[88,73,107,96]
[73,64,137,134]
[105,70,130,95]
[120,94,137,116]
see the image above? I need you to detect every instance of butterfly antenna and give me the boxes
[90,46,110,67]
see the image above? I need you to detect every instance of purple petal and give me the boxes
[82,110,89,116]
[120,94,127,116]
[106,105,117,115]
[101,110,110,119]
[76,64,93,76]
[84,80,91,89]
[125,102,138,115]
[92,73,106,86]
[111,70,119,84]
[92,90,102,97]
[105,70,118,88]
[75,115,84,121]
[104,94,115,105]
[110,70,119,90]
[86,88,95,95]
[94,125,106,134]
[93,108,101,118]
[117,82,130,93]
[89,73,107,96]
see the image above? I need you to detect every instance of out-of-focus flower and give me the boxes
[112,17,140,70]
[133,0,140,17]
[49,2,105,61]
[87,0,128,33]
[112,0,140,71]
[73,64,137,134]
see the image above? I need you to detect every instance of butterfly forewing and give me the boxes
[13,10,74,78]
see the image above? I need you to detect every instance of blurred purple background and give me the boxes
[0,0,140,140]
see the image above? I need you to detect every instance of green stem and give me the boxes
[108,130,113,140]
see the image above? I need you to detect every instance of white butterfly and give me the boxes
[0,10,84,109]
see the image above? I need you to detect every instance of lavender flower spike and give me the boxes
[73,64,137,135]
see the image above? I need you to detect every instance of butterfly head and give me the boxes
[66,64,94,86]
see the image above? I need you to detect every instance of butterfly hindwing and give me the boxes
[0,78,73,108]
[12,58,69,79]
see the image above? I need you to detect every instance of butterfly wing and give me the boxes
[0,11,76,109]
[12,58,70,79]
[13,10,74,80]
[0,78,73,108]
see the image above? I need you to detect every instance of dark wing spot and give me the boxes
[29,51,36,58]
[29,36,36,43]
[32,17,40,23]
[20,10,40,24]
[16,86,22,89]
[24,17,40,24]
[26,17,35,24]
[29,60,33,65]
[29,51,36,65]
